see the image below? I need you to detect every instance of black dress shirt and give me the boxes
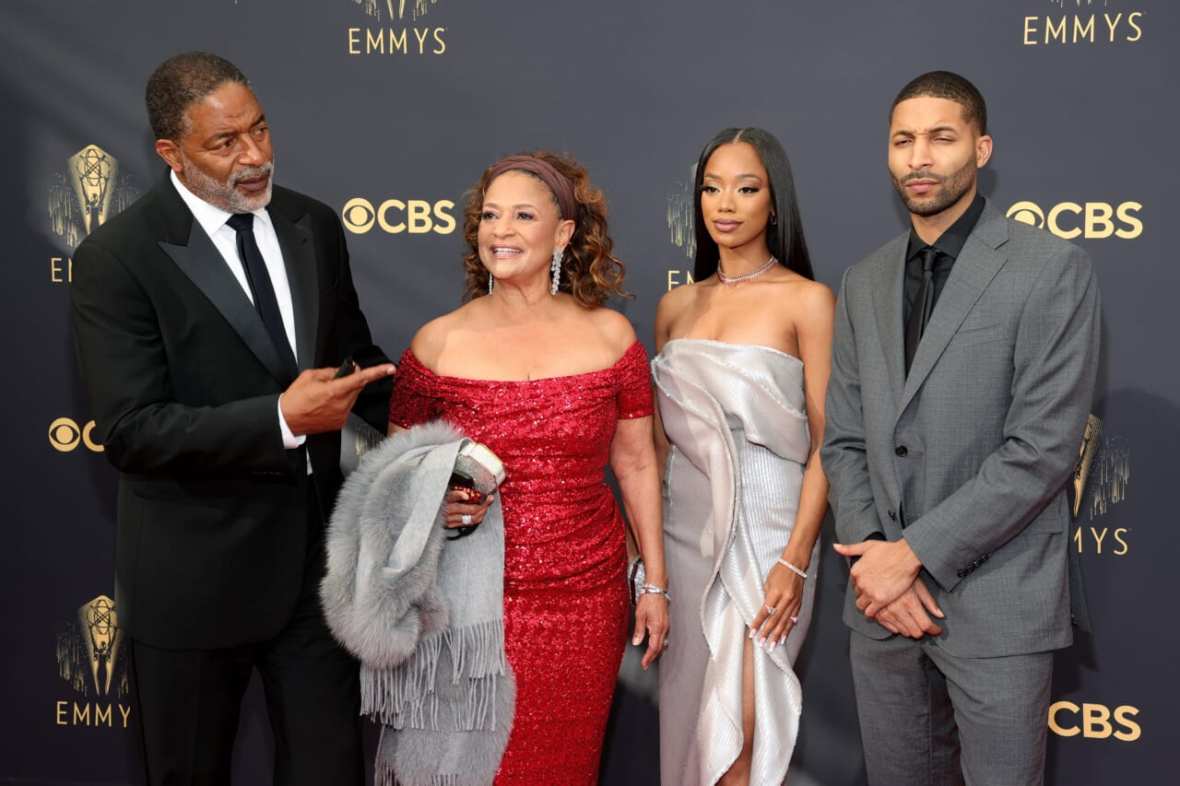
[887,194,986,532]
[902,193,986,327]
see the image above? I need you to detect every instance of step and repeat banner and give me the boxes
[2,1,1175,783]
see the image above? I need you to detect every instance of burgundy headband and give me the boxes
[485,155,577,220]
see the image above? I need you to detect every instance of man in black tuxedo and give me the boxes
[70,52,395,785]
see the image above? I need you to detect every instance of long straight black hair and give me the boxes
[692,127,814,282]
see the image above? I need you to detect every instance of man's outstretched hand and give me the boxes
[279,364,396,436]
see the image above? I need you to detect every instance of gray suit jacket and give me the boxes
[821,199,1101,658]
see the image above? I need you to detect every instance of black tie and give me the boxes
[226,213,298,380]
[904,247,939,375]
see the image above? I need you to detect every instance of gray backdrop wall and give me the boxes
[2,0,1174,783]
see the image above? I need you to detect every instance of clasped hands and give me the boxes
[833,538,944,640]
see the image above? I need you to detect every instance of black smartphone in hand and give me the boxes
[334,357,358,379]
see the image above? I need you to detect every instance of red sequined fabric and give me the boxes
[389,339,653,785]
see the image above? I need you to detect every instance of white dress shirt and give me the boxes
[170,171,307,451]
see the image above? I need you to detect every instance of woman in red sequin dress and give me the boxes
[387,152,669,785]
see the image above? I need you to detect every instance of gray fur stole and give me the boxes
[321,420,514,786]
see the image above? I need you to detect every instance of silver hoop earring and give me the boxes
[487,274,494,294]
[550,248,563,295]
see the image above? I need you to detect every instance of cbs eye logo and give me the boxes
[1007,201,1143,240]
[341,197,456,235]
[48,417,103,453]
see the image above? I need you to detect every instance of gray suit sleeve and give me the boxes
[903,246,1101,591]
[821,268,886,544]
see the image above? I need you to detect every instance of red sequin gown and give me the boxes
[388,339,653,785]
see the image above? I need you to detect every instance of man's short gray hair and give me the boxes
[145,51,249,140]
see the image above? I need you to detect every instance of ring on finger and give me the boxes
[765,605,777,615]
[789,615,798,624]
[461,514,473,526]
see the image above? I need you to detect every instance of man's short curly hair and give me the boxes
[145,52,249,140]
[891,70,988,136]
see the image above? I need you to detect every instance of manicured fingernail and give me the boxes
[748,628,756,639]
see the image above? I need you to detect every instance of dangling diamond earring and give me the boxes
[550,248,563,295]
[487,274,494,294]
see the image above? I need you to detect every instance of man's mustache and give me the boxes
[901,170,944,184]
[230,163,273,186]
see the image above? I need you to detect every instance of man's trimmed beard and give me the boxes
[891,156,975,218]
[179,151,274,213]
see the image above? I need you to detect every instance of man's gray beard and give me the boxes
[893,161,975,219]
[179,152,274,213]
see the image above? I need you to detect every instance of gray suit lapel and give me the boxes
[159,221,290,383]
[870,236,908,406]
[898,204,1010,416]
[271,210,319,369]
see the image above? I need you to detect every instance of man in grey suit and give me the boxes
[821,71,1101,786]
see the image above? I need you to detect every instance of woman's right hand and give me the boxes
[443,486,495,530]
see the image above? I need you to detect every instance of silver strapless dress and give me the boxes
[653,339,819,786]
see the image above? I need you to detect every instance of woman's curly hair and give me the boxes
[462,151,627,307]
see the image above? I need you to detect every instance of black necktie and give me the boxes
[904,247,939,375]
[226,213,298,380]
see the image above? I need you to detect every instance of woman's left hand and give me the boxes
[633,593,670,670]
[750,562,805,650]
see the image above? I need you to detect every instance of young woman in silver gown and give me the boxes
[652,128,834,786]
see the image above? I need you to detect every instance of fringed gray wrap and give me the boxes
[321,420,514,786]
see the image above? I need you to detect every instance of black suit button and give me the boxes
[895,445,908,457]
[957,569,967,578]
[888,510,897,522]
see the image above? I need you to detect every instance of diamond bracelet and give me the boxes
[777,558,808,579]
[639,584,672,602]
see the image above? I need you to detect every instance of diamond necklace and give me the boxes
[717,255,777,286]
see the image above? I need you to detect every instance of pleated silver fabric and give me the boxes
[653,339,819,786]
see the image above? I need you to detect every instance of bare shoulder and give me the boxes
[790,278,836,318]
[658,279,699,314]
[583,305,639,355]
[409,303,475,366]
[655,280,698,333]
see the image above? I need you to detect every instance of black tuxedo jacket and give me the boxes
[71,172,392,649]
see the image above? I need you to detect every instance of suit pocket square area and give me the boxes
[950,323,1005,348]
